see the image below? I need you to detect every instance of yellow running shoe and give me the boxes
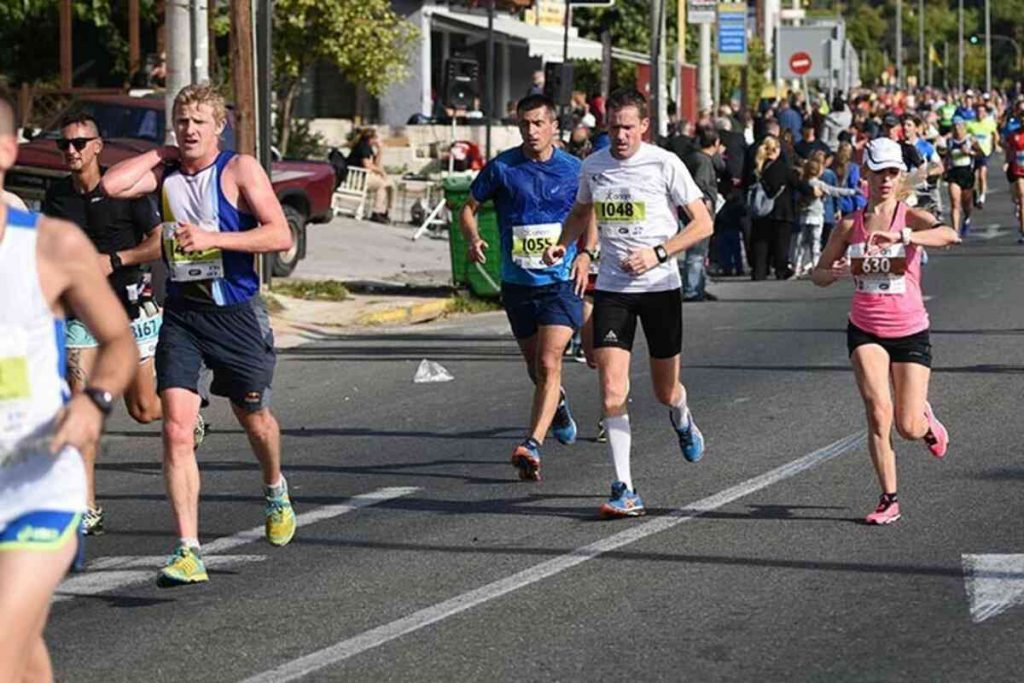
[157,544,208,587]
[265,494,296,546]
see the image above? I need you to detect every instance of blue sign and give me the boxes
[718,3,747,66]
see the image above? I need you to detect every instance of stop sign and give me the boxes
[789,52,812,76]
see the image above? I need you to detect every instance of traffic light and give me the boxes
[969,34,980,45]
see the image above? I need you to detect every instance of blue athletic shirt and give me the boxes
[470,146,580,287]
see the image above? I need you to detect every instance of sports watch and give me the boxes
[900,228,913,246]
[654,244,669,264]
[109,252,123,271]
[83,387,114,416]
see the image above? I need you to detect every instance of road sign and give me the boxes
[776,25,838,80]
[789,52,812,75]
[717,2,747,66]
[688,0,716,24]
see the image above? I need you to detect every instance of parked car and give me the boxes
[9,94,336,276]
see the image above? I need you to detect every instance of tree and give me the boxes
[0,1,159,87]
[273,0,417,156]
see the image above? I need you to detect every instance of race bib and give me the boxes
[849,243,907,295]
[951,147,972,167]
[0,328,31,464]
[163,221,224,282]
[131,308,163,360]
[511,223,561,270]
[1015,150,1024,168]
[595,200,646,222]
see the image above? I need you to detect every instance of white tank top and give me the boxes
[0,208,84,522]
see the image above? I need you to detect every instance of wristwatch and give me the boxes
[654,244,669,264]
[900,228,913,245]
[82,387,114,416]
[581,248,598,261]
[109,252,123,271]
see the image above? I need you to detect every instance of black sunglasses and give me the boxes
[56,137,98,152]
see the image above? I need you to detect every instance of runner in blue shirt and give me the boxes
[459,94,594,481]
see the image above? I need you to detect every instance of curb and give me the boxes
[356,298,455,326]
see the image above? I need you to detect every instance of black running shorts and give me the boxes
[592,288,682,359]
[156,298,276,411]
[846,321,932,368]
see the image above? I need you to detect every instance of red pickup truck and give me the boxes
[8,94,336,276]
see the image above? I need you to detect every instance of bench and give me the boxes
[331,166,370,221]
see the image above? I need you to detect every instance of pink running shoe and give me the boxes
[865,496,901,525]
[923,401,949,459]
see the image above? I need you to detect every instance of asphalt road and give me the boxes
[48,189,1024,682]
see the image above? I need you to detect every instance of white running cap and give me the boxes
[864,137,906,172]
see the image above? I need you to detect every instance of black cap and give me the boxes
[882,113,900,128]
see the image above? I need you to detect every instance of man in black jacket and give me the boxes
[681,125,721,300]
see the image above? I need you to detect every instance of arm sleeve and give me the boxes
[131,193,162,242]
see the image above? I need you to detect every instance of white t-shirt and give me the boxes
[577,143,703,293]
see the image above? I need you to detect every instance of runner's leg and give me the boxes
[161,387,203,541]
[66,347,99,511]
[580,296,596,368]
[231,405,283,487]
[0,541,77,682]
[851,345,897,495]
[891,362,931,441]
[948,182,962,234]
[597,347,633,489]
[125,356,162,424]
[526,324,575,444]
[1015,180,1024,237]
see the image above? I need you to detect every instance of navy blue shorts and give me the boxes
[501,280,583,340]
[156,298,275,411]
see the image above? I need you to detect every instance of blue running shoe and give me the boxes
[599,481,645,518]
[551,393,578,445]
[510,439,542,481]
[672,410,705,463]
[960,216,972,237]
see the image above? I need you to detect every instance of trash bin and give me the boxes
[444,174,501,297]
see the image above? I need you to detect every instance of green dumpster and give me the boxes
[444,174,501,297]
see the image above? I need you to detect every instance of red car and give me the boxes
[9,94,336,276]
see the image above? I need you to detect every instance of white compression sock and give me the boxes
[670,383,689,430]
[604,414,633,491]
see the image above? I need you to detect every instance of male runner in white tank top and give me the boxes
[103,84,295,586]
[0,96,136,683]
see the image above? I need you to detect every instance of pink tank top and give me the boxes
[848,202,929,338]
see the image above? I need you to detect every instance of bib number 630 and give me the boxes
[860,256,892,274]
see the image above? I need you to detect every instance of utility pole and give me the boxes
[896,0,902,88]
[699,22,712,112]
[650,0,661,137]
[230,0,256,157]
[190,0,210,83]
[958,0,964,92]
[486,0,495,158]
[167,0,192,142]
[984,0,991,93]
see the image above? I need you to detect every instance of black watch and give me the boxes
[82,387,114,416]
[581,248,598,261]
[654,244,669,264]
[109,252,123,271]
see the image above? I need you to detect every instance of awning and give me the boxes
[427,6,603,62]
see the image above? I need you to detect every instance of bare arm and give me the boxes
[117,227,161,266]
[37,217,137,452]
[557,201,593,248]
[100,147,175,199]
[664,197,714,256]
[905,207,961,247]
[459,197,489,263]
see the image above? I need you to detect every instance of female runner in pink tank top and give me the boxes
[811,138,961,526]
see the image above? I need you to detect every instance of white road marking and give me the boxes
[961,553,1024,623]
[241,432,865,682]
[54,487,420,602]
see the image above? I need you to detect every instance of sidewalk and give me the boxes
[269,213,464,346]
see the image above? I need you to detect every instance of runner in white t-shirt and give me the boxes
[544,88,713,518]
